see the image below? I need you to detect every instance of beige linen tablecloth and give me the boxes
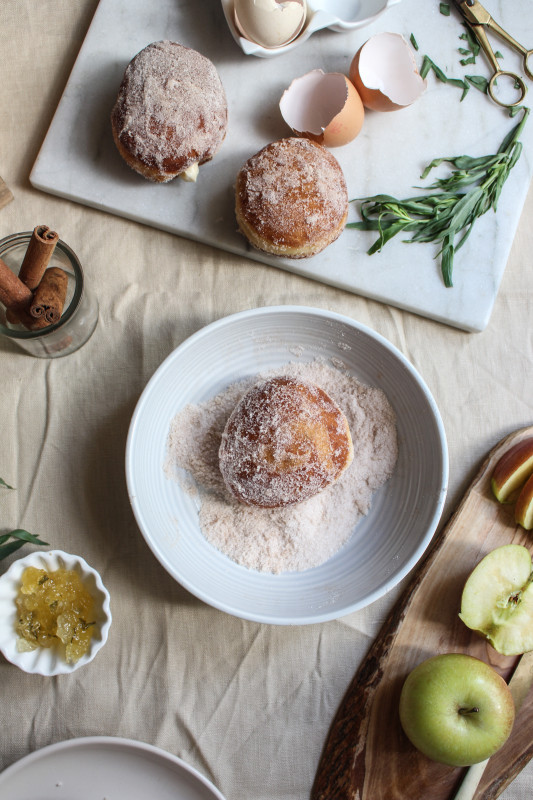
[1,2,532,799]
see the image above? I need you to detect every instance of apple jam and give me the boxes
[15,566,95,663]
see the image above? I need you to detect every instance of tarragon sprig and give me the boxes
[348,107,529,287]
[0,529,49,561]
[0,479,48,560]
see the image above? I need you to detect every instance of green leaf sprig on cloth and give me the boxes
[0,529,49,561]
[348,107,529,287]
[0,479,48,560]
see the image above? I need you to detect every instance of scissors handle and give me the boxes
[485,14,533,82]
[456,1,533,105]
[488,71,527,108]
[471,22,528,107]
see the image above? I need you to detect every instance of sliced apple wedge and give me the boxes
[491,437,533,503]
[516,473,533,530]
[459,544,533,655]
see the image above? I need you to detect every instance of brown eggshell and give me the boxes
[280,70,364,147]
[322,78,365,147]
[350,48,401,111]
[349,32,426,112]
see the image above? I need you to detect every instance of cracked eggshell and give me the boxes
[279,69,364,147]
[349,32,427,112]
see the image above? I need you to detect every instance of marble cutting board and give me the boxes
[30,0,533,332]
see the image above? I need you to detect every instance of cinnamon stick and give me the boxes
[19,225,59,290]
[0,256,33,316]
[29,267,68,325]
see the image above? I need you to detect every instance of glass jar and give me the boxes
[0,231,98,358]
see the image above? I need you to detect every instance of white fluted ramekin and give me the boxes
[0,549,111,675]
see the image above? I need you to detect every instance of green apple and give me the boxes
[459,544,533,655]
[399,653,515,766]
[515,473,533,530]
[491,437,533,503]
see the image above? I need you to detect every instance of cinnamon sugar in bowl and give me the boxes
[126,306,448,625]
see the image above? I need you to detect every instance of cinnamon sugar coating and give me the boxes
[111,40,227,182]
[235,138,348,258]
[218,376,354,508]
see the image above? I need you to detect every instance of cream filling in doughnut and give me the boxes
[179,163,199,183]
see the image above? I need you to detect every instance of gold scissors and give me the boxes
[453,0,533,107]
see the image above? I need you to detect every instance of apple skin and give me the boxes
[515,472,533,530]
[399,653,515,767]
[459,544,533,655]
[491,437,533,503]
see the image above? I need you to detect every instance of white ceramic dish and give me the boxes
[221,0,400,57]
[126,306,448,624]
[0,549,112,675]
[0,736,226,800]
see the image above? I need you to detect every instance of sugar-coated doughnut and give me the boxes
[219,376,354,508]
[111,41,227,183]
[235,138,349,258]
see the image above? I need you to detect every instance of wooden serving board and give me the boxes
[312,425,533,800]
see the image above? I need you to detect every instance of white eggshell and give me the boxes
[234,0,306,49]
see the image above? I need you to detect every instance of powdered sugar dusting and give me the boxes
[219,376,353,508]
[111,41,227,177]
[236,138,348,248]
[165,361,397,573]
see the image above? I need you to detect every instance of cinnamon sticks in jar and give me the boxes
[30,267,68,325]
[0,257,33,317]
[19,225,59,290]
[0,226,69,330]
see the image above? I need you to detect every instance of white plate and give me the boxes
[0,737,226,800]
[125,306,448,624]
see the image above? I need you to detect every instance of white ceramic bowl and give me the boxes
[0,550,112,675]
[126,306,448,624]
[221,0,400,58]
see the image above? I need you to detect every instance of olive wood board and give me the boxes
[312,425,533,800]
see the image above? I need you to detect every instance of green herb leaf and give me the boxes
[440,2,450,15]
[349,108,529,287]
[460,25,481,57]
[444,77,468,90]
[440,236,455,288]
[410,33,419,51]
[423,55,448,82]
[420,55,469,98]
[419,56,431,80]
[0,529,49,561]
[466,74,489,93]
[0,478,14,490]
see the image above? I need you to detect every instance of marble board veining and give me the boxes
[30,0,533,332]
